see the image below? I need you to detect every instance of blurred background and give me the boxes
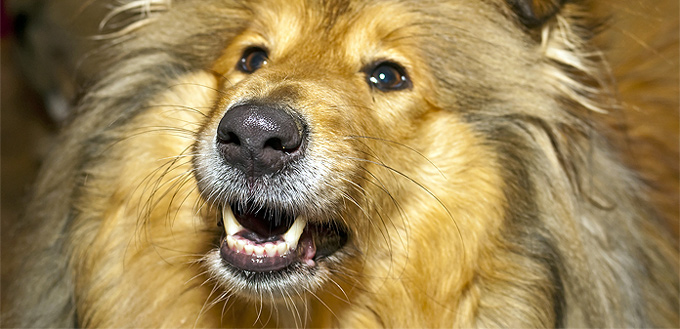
[1,2,56,242]
[1,0,56,291]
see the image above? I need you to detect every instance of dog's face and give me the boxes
[12,0,678,327]
[189,0,510,300]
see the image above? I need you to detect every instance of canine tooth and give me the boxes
[226,235,235,249]
[222,206,242,236]
[265,243,277,257]
[244,244,254,255]
[283,217,307,250]
[254,246,265,257]
[277,242,289,256]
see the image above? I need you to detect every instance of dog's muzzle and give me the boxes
[210,102,347,274]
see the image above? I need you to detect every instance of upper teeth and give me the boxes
[283,215,307,250]
[221,206,307,251]
[222,206,242,236]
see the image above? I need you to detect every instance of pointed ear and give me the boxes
[507,0,566,28]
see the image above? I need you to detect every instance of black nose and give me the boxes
[216,103,305,176]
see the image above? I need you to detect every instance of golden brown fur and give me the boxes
[3,0,678,327]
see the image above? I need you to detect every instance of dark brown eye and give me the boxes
[367,62,411,91]
[238,47,268,73]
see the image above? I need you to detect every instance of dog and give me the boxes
[3,0,678,327]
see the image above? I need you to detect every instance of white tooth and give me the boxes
[236,239,246,252]
[222,206,243,236]
[265,243,277,257]
[283,217,307,250]
[244,244,254,255]
[254,246,265,257]
[226,235,235,249]
[277,242,289,256]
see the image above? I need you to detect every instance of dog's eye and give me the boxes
[238,47,268,73]
[367,62,411,91]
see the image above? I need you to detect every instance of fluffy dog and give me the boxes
[3,0,678,327]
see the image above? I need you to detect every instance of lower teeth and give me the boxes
[226,235,290,257]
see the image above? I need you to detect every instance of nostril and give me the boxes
[217,121,242,145]
[263,137,301,153]
[264,138,284,152]
[224,132,241,146]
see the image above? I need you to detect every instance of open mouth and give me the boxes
[218,204,348,273]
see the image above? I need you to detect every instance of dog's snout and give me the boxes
[216,103,305,176]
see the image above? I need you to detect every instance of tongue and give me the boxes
[299,230,317,267]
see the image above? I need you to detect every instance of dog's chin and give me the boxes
[204,202,349,298]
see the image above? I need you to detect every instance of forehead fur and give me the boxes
[109,0,593,121]
[234,0,426,71]
[226,0,542,110]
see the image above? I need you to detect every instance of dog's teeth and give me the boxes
[277,242,289,256]
[222,206,303,257]
[236,239,246,252]
[283,217,307,250]
[244,244,254,255]
[254,245,265,257]
[265,243,277,257]
[222,206,243,236]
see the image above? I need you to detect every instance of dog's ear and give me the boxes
[507,0,565,28]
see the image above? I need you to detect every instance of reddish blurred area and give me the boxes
[1,0,12,37]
